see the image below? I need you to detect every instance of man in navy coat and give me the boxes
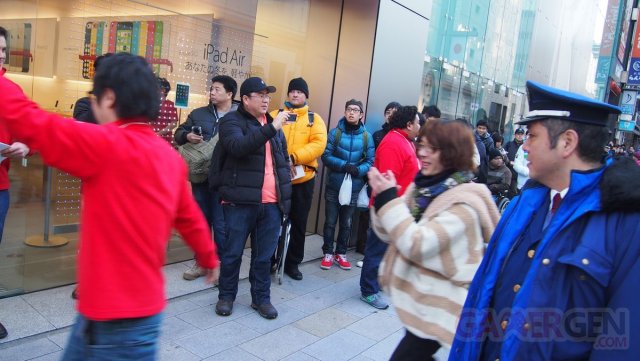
[450,80,640,361]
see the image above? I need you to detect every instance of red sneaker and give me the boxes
[334,254,352,270]
[320,254,334,270]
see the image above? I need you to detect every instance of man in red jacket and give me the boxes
[0,25,30,341]
[359,105,420,309]
[0,53,219,360]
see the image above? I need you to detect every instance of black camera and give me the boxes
[192,126,202,136]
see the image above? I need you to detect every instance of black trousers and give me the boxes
[285,177,316,266]
[389,330,441,361]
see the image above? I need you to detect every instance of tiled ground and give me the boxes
[0,235,451,360]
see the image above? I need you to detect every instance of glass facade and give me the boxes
[1,0,346,296]
[420,0,535,140]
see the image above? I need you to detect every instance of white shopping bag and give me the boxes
[357,184,369,208]
[338,174,352,206]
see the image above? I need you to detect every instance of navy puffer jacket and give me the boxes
[218,106,292,214]
[322,118,374,195]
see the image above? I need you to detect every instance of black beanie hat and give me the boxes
[288,77,309,98]
[489,148,503,160]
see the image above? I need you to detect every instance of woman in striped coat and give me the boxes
[367,119,500,361]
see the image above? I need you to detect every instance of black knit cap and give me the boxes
[384,101,401,113]
[288,77,309,98]
[489,148,503,160]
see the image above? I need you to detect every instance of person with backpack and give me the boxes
[359,105,421,310]
[320,99,374,271]
[175,75,238,281]
[269,77,327,281]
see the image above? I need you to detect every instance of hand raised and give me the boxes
[367,167,397,196]
[272,111,291,131]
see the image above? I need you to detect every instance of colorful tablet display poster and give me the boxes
[81,20,168,79]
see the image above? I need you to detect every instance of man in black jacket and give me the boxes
[73,54,113,123]
[214,77,292,320]
[175,75,238,281]
[372,101,400,148]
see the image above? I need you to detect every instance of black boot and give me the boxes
[284,263,303,280]
[0,321,7,339]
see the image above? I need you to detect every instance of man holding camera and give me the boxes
[215,77,292,319]
[175,75,238,281]
[269,77,327,280]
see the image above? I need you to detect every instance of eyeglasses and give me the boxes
[346,107,361,114]
[250,93,271,101]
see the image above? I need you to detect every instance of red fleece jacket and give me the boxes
[374,129,420,196]
[0,68,10,190]
[0,75,218,320]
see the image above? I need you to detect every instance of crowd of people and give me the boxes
[1,23,640,360]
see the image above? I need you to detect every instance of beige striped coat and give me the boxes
[371,182,500,348]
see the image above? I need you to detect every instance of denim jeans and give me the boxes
[322,188,356,255]
[191,182,212,227]
[192,184,226,250]
[61,313,163,361]
[219,203,282,305]
[0,190,8,244]
[360,227,389,296]
[211,191,226,249]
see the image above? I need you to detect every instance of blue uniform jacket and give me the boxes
[450,157,640,361]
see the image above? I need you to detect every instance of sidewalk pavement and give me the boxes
[0,235,450,360]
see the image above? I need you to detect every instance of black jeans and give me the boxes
[286,177,315,266]
[322,188,356,255]
[389,330,441,361]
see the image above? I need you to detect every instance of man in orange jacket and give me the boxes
[270,77,327,280]
[0,53,219,360]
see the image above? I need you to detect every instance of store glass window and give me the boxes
[0,0,339,296]
[421,0,534,141]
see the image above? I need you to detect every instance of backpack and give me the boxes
[178,136,216,184]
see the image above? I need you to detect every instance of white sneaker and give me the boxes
[356,260,363,268]
[183,262,206,280]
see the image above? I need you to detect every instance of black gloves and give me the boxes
[344,164,359,176]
